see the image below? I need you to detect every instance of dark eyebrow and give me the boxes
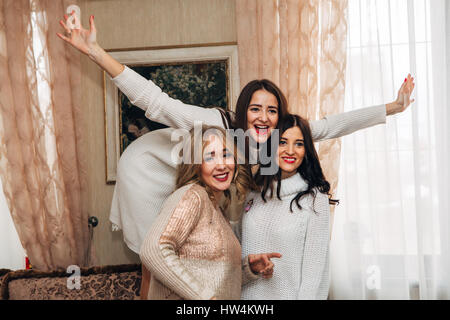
[248,104,278,109]
[280,137,304,142]
[205,148,230,156]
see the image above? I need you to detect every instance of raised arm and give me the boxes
[57,12,223,130]
[57,12,124,78]
[297,192,330,300]
[309,75,415,142]
[139,189,215,300]
[111,66,224,130]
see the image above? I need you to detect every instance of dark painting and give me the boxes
[119,60,228,154]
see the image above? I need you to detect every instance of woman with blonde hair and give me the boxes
[139,125,281,300]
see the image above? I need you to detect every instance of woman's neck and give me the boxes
[212,190,223,207]
[281,170,297,180]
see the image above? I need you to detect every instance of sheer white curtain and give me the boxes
[329,0,449,299]
[0,179,26,270]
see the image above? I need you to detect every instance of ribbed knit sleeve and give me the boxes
[139,188,215,300]
[231,220,260,285]
[309,104,386,142]
[241,256,260,285]
[229,219,242,243]
[111,66,224,130]
[297,191,330,300]
[113,66,386,137]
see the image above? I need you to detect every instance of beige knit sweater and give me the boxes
[139,183,259,300]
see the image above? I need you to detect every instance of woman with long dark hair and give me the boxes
[240,114,335,300]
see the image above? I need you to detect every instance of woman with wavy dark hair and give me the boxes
[240,114,335,300]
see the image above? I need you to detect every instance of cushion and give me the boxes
[0,269,11,300]
[2,264,141,300]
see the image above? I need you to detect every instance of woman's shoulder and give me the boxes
[187,183,209,199]
[159,184,206,217]
[310,189,330,214]
[171,183,206,202]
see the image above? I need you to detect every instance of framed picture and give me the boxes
[104,45,240,183]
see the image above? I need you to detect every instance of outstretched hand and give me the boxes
[248,253,282,279]
[386,74,416,116]
[56,11,98,56]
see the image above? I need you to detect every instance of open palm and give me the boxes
[57,11,97,56]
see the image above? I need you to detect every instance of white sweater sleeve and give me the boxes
[309,105,386,142]
[297,192,330,300]
[111,66,224,130]
[112,66,386,136]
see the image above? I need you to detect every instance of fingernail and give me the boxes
[404,78,407,82]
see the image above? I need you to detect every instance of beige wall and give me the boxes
[80,0,237,266]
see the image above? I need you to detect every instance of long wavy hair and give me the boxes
[254,114,339,212]
[176,125,257,211]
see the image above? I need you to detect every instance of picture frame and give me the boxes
[103,44,240,183]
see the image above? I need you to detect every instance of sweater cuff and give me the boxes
[110,65,153,112]
[363,104,387,125]
[110,64,131,81]
[242,256,260,285]
[376,104,387,124]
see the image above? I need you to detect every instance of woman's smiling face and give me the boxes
[200,134,235,192]
[246,89,279,143]
[277,126,305,179]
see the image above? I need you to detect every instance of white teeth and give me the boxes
[215,173,228,179]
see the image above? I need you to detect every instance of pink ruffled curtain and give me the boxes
[0,0,90,271]
[236,0,348,219]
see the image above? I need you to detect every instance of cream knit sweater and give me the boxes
[240,173,330,300]
[109,66,386,254]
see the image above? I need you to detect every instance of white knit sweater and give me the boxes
[240,173,330,300]
[109,66,386,254]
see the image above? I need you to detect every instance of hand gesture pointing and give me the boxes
[248,252,282,279]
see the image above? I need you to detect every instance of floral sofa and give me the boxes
[0,264,141,300]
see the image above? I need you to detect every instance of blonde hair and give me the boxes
[176,125,256,211]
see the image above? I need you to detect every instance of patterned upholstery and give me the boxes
[0,269,10,300]
[0,264,141,300]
